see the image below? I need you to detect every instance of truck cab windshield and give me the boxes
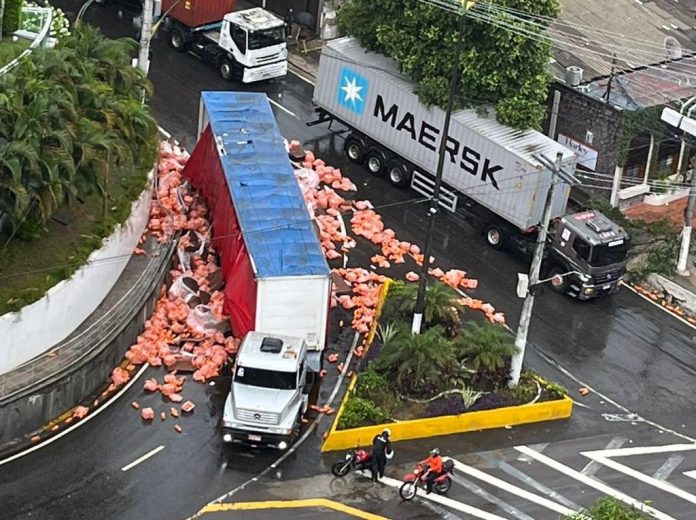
[589,239,631,267]
[235,366,296,390]
[248,27,285,50]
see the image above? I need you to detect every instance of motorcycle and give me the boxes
[399,459,455,500]
[331,447,372,477]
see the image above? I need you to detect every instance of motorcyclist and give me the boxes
[421,448,444,494]
[370,428,392,482]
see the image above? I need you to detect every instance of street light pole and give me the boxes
[509,151,563,387]
[138,0,155,74]
[411,11,468,334]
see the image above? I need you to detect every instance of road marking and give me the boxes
[580,453,696,505]
[201,499,387,520]
[623,282,696,331]
[653,454,685,481]
[478,452,581,510]
[581,436,627,477]
[515,445,675,520]
[516,442,548,462]
[0,364,150,467]
[451,474,535,520]
[288,65,316,86]
[121,445,165,472]
[683,470,696,480]
[158,125,172,139]
[268,98,298,119]
[582,443,696,459]
[451,459,576,517]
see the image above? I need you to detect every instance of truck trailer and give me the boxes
[183,92,332,447]
[160,1,288,83]
[310,37,630,299]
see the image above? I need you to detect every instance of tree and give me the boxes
[393,280,462,335]
[454,320,518,372]
[337,0,561,129]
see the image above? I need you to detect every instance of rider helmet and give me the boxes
[382,428,391,438]
[430,448,440,456]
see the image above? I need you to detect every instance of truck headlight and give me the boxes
[279,48,288,60]
[278,441,288,450]
[223,433,233,443]
[583,287,595,295]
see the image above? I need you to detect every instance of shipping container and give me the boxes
[162,0,235,27]
[314,37,577,231]
[183,92,331,350]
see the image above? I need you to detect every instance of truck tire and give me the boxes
[344,136,364,163]
[169,29,186,52]
[548,266,568,294]
[365,149,386,176]
[387,159,410,188]
[219,58,234,81]
[484,224,505,250]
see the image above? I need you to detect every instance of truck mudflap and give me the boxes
[242,60,287,83]
[222,428,294,450]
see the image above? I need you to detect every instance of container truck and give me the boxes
[160,1,288,83]
[183,91,332,447]
[309,37,630,299]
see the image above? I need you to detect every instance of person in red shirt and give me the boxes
[421,448,444,494]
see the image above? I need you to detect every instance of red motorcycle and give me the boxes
[331,447,373,477]
[399,459,454,500]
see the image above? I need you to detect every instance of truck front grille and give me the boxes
[594,269,623,285]
[236,409,279,425]
[256,53,280,64]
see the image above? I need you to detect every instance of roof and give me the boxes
[225,8,284,31]
[237,331,306,371]
[563,211,627,246]
[201,91,329,279]
[325,38,576,168]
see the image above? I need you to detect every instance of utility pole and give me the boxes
[411,9,469,334]
[547,90,561,139]
[610,164,623,208]
[138,0,155,74]
[677,155,696,274]
[509,152,563,387]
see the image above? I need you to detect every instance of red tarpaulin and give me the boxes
[182,126,257,337]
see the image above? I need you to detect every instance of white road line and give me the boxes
[515,446,675,520]
[478,452,581,510]
[622,283,696,331]
[582,443,696,459]
[157,125,172,139]
[653,455,685,481]
[581,436,627,477]
[451,459,576,517]
[0,364,150,467]
[121,445,165,472]
[516,442,549,462]
[268,98,298,119]
[581,453,696,505]
[683,470,696,480]
[451,473,535,520]
[288,66,315,86]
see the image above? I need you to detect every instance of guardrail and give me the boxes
[0,6,53,77]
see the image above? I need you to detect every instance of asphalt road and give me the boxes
[5,3,696,518]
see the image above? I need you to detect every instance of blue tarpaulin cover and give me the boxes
[201,91,329,279]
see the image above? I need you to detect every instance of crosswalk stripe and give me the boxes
[478,452,581,511]
[451,459,576,516]
[581,436,627,477]
[653,455,685,481]
[516,446,676,520]
[516,443,548,462]
[451,473,535,520]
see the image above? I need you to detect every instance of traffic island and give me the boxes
[321,280,573,452]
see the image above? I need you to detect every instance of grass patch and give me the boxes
[0,37,30,67]
[0,167,150,315]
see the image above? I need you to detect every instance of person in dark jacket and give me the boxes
[370,428,392,481]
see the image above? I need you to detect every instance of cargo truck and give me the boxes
[160,1,288,83]
[309,37,630,299]
[183,92,332,447]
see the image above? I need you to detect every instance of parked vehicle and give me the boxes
[331,447,373,477]
[399,459,455,500]
[159,1,288,82]
[310,37,631,299]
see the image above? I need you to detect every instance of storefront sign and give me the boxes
[558,133,598,171]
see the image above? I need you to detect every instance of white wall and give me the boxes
[0,180,153,375]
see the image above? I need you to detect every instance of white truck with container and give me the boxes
[161,0,288,83]
[309,37,630,299]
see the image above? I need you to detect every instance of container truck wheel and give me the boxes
[365,150,386,176]
[484,224,505,250]
[344,137,364,163]
[387,160,410,188]
[169,29,185,52]
[548,266,568,294]
[219,58,234,81]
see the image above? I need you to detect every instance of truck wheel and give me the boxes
[169,29,185,52]
[387,160,410,188]
[219,58,234,81]
[344,137,364,163]
[484,224,505,250]
[548,266,568,294]
[365,150,386,176]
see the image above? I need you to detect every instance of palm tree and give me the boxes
[396,280,463,335]
[454,321,519,372]
[375,324,456,395]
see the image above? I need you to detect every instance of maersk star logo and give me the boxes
[337,67,368,114]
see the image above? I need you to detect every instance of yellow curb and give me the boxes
[200,499,388,519]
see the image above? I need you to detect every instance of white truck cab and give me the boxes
[222,332,311,449]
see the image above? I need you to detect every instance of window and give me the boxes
[590,238,631,267]
[571,237,591,261]
[234,366,296,390]
[231,26,246,53]
[248,27,286,50]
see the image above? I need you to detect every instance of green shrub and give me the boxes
[563,496,650,519]
[336,396,391,430]
[354,366,395,408]
[3,0,23,34]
